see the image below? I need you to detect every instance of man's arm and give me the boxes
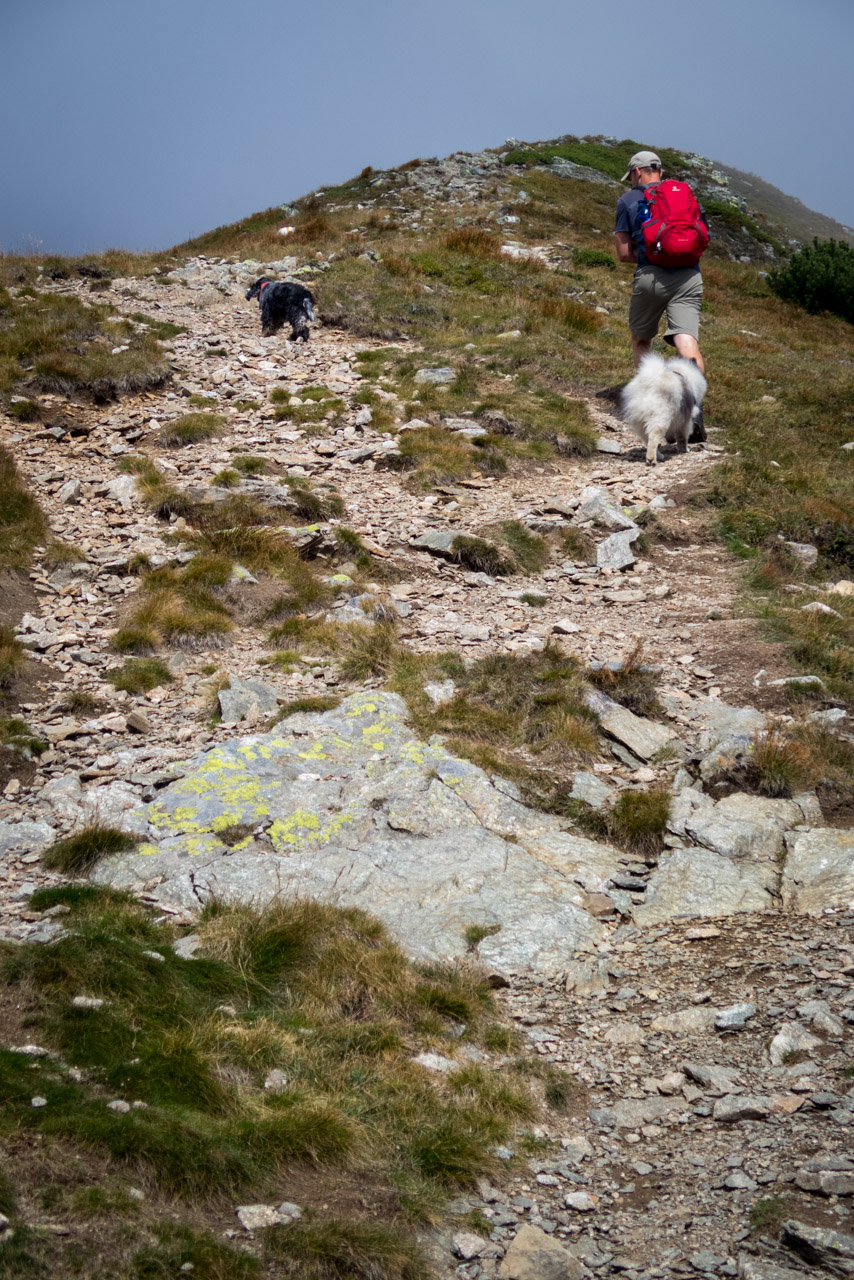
[614,231,637,264]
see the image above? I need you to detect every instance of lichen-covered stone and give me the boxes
[95,693,616,973]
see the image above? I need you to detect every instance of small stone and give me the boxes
[264,1069,289,1093]
[173,934,201,960]
[107,1099,131,1113]
[71,996,104,1010]
[414,367,455,385]
[31,1096,48,1108]
[801,601,841,618]
[785,542,818,568]
[725,1172,757,1191]
[453,1231,488,1260]
[126,711,152,734]
[712,1094,771,1123]
[715,1003,756,1030]
[412,1052,459,1074]
[564,1191,598,1211]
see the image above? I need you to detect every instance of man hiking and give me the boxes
[614,150,707,375]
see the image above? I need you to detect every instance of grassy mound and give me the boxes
[0,891,559,1276]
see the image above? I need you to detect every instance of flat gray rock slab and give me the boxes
[782,828,854,912]
[219,677,280,726]
[596,528,639,570]
[93,692,615,974]
[660,693,766,748]
[686,795,801,860]
[0,821,55,859]
[409,529,457,556]
[585,689,681,761]
[632,846,778,926]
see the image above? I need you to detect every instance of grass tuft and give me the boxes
[262,1216,427,1280]
[106,657,174,694]
[156,413,224,448]
[41,824,139,874]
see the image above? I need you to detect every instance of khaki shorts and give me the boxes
[628,265,702,343]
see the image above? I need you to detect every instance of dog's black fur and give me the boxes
[245,277,315,341]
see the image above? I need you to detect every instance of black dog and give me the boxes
[245,277,315,341]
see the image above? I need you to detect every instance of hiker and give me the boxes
[614,150,708,374]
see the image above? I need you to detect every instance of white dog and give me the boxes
[621,353,707,466]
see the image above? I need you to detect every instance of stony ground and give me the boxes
[2,256,853,1280]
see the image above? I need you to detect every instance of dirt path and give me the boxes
[2,272,853,1278]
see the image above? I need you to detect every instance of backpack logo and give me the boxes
[640,181,709,268]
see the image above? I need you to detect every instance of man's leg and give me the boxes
[671,332,704,374]
[631,333,652,368]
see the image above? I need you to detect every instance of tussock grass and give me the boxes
[113,562,233,654]
[0,444,47,568]
[607,787,671,856]
[41,538,86,568]
[128,311,188,340]
[55,689,110,715]
[282,476,346,521]
[1,887,533,1255]
[41,824,139,873]
[450,534,514,576]
[0,624,25,688]
[0,715,45,762]
[0,287,169,401]
[571,786,670,856]
[383,641,600,788]
[500,521,549,574]
[709,721,854,807]
[262,1216,427,1280]
[106,657,174,693]
[155,412,224,448]
[587,640,662,718]
[574,247,616,270]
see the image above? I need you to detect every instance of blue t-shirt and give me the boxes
[615,184,656,267]
[615,183,707,270]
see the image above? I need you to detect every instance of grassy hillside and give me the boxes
[1,133,853,705]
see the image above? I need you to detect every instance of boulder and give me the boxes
[94,693,617,974]
[585,688,681,761]
[632,846,777,927]
[218,677,280,726]
[499,1224,583,1280]
[781,1220,854,1276]
[782,828,854,912]
[596,528,639,570]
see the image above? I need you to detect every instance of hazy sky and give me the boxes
[2,0,851,256]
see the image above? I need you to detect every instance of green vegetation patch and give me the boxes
[154,412,224,448]
[0,286,169,401]
[704,199,785,254]
[0,892,542,1265]
[769,237,854,323]
[503,138,685,181]
[106,657,174,694]
[0,444,48,569]
[41,824,139,874]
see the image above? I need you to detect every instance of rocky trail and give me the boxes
[2,248,854,1280]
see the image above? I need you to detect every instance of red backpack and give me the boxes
[640,181,709,268]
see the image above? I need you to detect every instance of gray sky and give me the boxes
[2,0,851,257]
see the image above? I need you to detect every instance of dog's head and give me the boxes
[245,277,272,302]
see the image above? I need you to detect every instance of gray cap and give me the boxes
[621,150,662,182]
